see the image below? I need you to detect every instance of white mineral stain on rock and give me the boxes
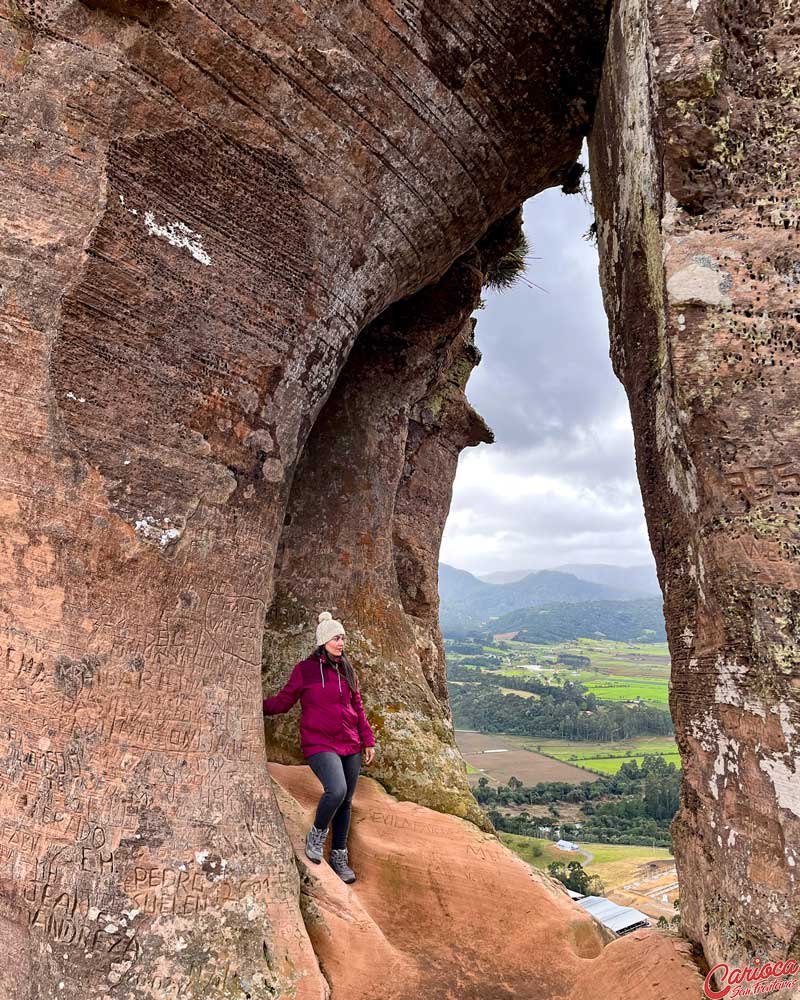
[777,703,797,746]
[142,210,212,266]
[713,654,766,717]
[134,515,183,549]
[711,734,739,799]
[690,711,741,801]
[759,755,800,818]
[686,543,707,603]
[655,391,700,513]
[667,255,732,306]
[689,710,719,752]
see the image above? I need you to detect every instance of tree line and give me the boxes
[448,661,674,740]
[478,756,680,848]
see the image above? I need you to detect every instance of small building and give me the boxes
[556,839,580,852]
[577,896,651,936]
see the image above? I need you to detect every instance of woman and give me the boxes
[262,611,376,883]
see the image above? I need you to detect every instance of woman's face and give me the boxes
[325,634,345,657]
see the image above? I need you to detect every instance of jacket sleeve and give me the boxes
[351,687,375,748]
[263,663,303,716]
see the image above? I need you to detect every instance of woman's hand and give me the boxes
[363,746,375,766]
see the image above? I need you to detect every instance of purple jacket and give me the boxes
[262,654,376,758]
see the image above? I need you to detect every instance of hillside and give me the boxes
[489,598,667,644]
[438,563,654,632]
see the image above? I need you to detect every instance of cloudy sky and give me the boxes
[440,144,657,577]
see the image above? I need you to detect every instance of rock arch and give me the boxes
[0,0,796,995]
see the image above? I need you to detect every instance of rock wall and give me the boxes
[588,0,800,982]
[262,217,531,830]
[262,248,493,830]
[0,0,608,995]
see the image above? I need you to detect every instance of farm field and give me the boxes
[474,666,670,708]
[448,657,669,709]
[581,676,669,706]
[499,833,674,894]
[498,687,539,699]
[500,833,672,872]
[575,755,679,774]
[455,730,600,785]
[450,638,679,775]
[495,637,670,680]
[456,732,681,776]
[450,637,671,705]
[518,736,681,773]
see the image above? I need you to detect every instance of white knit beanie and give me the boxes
[316,610,345,647]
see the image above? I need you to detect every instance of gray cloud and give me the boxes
[441,146,657,576]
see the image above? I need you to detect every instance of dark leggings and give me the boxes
[307,750,361,850]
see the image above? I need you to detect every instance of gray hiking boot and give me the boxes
[329,847,356,883]
[305,824,329,864]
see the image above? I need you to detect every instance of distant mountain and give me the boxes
[552,562,661,597]
[476,562,660,594]
[438,563,648,633]
[438,563,491,603]
[488,597,666,643]
[477,569,533,585]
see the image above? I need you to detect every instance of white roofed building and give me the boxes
[576,896,651,936]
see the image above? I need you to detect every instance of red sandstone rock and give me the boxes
[262,250,496,829]
[268,762,705,1000]
[589,0,800,983]
[0,0,607,993]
